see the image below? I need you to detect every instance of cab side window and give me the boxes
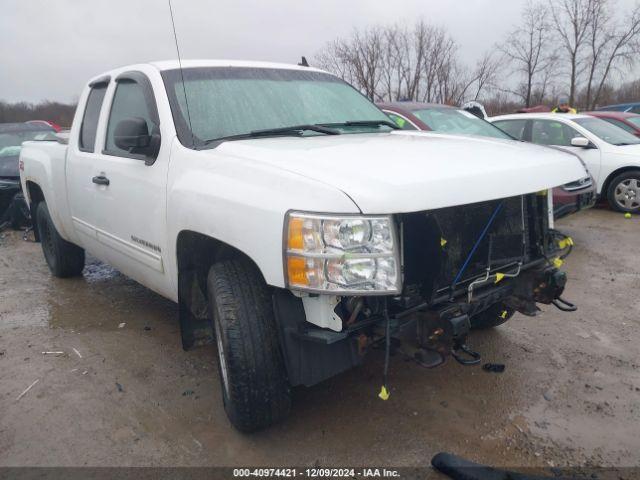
[493,119,526,140]
[104,76,160,161]
[531,120,579,146]
[79,83,108,152]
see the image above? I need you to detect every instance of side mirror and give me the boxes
[114,117,151,151]
[113,117,160,163]
[570,136,592,148]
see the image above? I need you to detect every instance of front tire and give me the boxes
[36,202,85,278]
[607,171,640,213]
[471,303,514,330]
[207,258,291,432]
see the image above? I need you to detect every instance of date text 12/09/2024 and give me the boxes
[233,468,401,478]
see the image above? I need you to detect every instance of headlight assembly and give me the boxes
[284,212,401,294]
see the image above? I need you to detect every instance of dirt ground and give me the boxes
[0,208,639,474]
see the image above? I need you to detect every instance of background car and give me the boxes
[379,102,596,219]
[25,120,63,132]
[490,113,640,213]
[594,102,640,114]
[0,122,55,227]
[585,111,640,138]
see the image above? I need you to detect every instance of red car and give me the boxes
[584,111,640,138]
[378,102,596,219]
[26,120,63,133]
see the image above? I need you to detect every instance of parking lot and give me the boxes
[0,207,639,471]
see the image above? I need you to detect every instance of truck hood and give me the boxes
[210,131,588,214]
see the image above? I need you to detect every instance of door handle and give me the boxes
[92,175,110,186]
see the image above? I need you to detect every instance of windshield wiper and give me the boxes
[203,124,339,146]
[319,120,400,130]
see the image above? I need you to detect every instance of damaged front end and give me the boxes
[275,192,575,387]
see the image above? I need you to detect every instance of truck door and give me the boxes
[66,77,110,254]
[86,71,173,299]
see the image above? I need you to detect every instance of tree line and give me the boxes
[0,100,76,127]
[315,0,640,114]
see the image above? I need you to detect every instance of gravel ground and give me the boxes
[0,208,639,476]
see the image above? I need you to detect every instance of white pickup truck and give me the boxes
[20,60,587,432]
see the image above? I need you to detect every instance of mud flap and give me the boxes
[178,269,213,351]
[432,452,580,480]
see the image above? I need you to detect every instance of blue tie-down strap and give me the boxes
[451,201,504,288]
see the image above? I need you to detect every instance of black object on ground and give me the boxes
[115,382,124,392]
[0,189,31,230]
[431,452,583,480]
[482,363,506,373]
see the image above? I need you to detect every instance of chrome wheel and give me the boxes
[614,178,640,211]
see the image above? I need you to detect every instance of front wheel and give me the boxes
[207,258,291,432]
[470,303,514,330]
[607,171,640,213]
[36,202,85,278]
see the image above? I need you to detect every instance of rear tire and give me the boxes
[207,258,291,432]
[607,170,640,213]
[471,303,514,330]
[36,202,85,278]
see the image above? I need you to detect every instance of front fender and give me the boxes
[165,144,359,289]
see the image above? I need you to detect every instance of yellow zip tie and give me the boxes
[440,237,447,248]
[494,272,505,283]
[553,257,564,268]
[558,236,574,249]
[378,385,390,401]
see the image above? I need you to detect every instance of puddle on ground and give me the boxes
[0,234,176,331]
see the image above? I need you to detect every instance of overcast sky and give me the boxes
[0,0,637,103]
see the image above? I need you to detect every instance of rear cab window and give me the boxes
[78,79,109,152]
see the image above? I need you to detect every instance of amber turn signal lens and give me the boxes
[287,256,309,286]
[288,217,304,250]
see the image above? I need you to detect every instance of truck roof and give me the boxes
[86,59,325,86]
[149,59,324,72]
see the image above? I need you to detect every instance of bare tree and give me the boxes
[584,0,640,108]
[551,0,595,105]
[315,20,472,104]
[315,27,385,100]
[500,1,556,107]
[464,52,501,102]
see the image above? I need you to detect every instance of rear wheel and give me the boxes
[36,202,85,278]
[607,171,640,213]
[207,258,291,432]
[470,303,514,330]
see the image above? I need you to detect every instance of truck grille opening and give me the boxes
[400,193,549,301]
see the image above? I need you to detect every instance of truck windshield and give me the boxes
[412,108,512,140]
[161,67,393,149]
[574,117,640,146]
